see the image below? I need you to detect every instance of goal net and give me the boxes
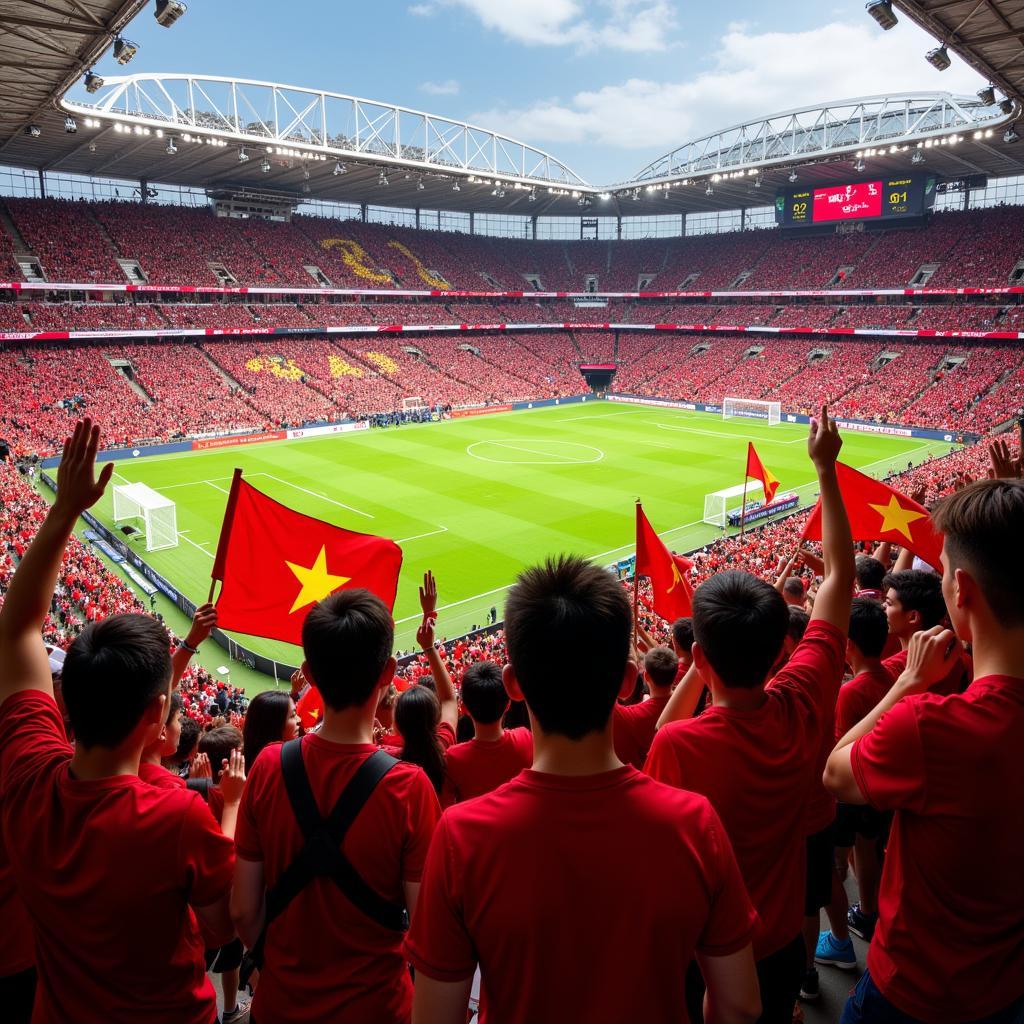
[703,482,764,528]
[723,397,781,425]
[401,396,428,412]
[112,483,178,552]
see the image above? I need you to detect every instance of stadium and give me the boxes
[0,1,1022,1023]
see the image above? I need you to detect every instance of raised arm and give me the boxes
[171,602,217,689]
[655,661,706,730]
[0,419,113,705]
[417,571,458,731]
[806,406,855,631]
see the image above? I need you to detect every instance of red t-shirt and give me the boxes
[646,620,845,959]
[0,691,234,1024]
[0,835,33,977]
[612,696,670,769]
[441,727,533,807]
[235,735,441,1024]
[883,648,970,696]
[382,720,457,759]
[835,666,893,738]
[851,676,1024,1020]
[405,767,757,1023]
[138,761,187,790]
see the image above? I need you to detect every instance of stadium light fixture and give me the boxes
[260,157,271,173]
[1005,128,1020,144]
[911,149,924,164]
[238,147,249,162]
[25,124,41,138]
[84,70,104,93]
[64,116,77,134]
[866,0,898,30]
[113,37,139,65]
[977,85,996,106]
[926,45,951,71]
[788,170,798,183]
[332,161,346,176]
[154,0,187,26]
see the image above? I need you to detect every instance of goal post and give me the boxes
[702,482,764,528]
[112,482,178,552]
[723,397,781,425]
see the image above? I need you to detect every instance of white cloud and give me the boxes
[420,79,461,96]
[470,20,986,173]
[415,0,676,52]
[408,3,435,15]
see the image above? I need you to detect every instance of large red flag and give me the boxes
[746,442,780,503]
[211,471,403,645]
[635,504,694,621]
[802,462,943,569]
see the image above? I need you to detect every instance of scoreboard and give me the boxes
[775,174,936,227]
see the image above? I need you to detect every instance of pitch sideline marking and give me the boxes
[250,473,375,519]
[650,421,807,445]
[177,532,214,559]
[466,439,605,466]
[395,526,448,544]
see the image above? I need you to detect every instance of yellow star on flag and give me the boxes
[869,496,927,542]
[668,559,686,593]
[285,546,351,615]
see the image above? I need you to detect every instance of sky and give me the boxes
[80,0,987,183]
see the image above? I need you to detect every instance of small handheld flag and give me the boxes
[635,503,694,621]
[802,462,943,569]
[746,442,780,504]
[211,470,403,646]
[295,684,325,730]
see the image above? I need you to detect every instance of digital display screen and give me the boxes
[776,175,934,227]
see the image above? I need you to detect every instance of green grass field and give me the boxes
[89,401,951,687]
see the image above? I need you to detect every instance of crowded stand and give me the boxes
[829,305,915,329]
[831,343,948,423]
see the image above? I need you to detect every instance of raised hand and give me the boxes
[807,404,842,472]
[218,748,246,806]
[418,570,438,620]
[987,437,1022,480]
[54,418,114,518]
[191,752,212,780]
[416,614,436,651]
[899,625,960,694]
[185,603,217,648]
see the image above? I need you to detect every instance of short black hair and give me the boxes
[302,589,393,710]
[848,597,888,658]
[460,661,507,724]
[882,570,947,629]
[198,725,243,783]
[671,617,694,653]
[787,605,810,644]
[166,690,182,725]
[783,577,806,601]
[855,554,886,592]
[644,647,678,689]
[61,614,172,748]
[693,571,788,689]
[174,715,201,762]
[504,555,631,740]
[932,479,1024,628]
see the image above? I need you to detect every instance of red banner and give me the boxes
[450,405,512,418]
[192,430,286,451]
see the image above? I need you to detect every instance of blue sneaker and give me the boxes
[815,930,857,970]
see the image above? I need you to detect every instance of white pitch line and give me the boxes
[488,441,603,463]
[395,526,448,544]
[205,480,230,495]
[177,532,214,559]
[256,473,375,519]
[650,421,806,445]
[112,470,131,483]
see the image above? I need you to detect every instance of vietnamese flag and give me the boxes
[635,503,694,621]
[295,684,325,730]
[802,462,943,569]
[746,442,780,503]
[211,470,403,645]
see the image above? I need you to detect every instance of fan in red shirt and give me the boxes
[0,420,236,1024]
[406,555,761,1024]
[138,691,188,791]
[232,587,441,1024]
[441,660,533,806]
[612,646,675,769]
[880,569,970,695]
[826,476,1024,1023]
[646,405,854,1023]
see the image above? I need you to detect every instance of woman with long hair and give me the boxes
[393,685,446,794]
[242,690,300,772]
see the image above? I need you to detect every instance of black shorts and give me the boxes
[805,822,834,915]
[835,802,892,847]
[204,937,244,974]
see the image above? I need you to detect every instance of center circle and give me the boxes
[466,439,605,465]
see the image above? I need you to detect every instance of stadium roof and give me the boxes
[0,0,148,154]
[894,0,1024,108]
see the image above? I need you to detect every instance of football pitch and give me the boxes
[89,401,952,677]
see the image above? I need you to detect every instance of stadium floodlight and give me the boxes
[978,85,996,106]
[788,170,798,183]
[238,147,249,162]
[1005,128,1020,144]
[854,158,865,173]
[260,157,271,172]
[1000,99,1014,115]
[911,149,924,164]
[865,0,898,30]
[154,0,187,26]
[25,124,41,138]
[64,116,77,134]
[926,45,951,71]
[113,37,139,64]
[166,137,177,154]
[332,161,346,175]
[84,70,104,93]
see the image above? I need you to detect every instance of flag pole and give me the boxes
[633,500,642,652]
[209,468,243,603]
[739,479,749,539]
